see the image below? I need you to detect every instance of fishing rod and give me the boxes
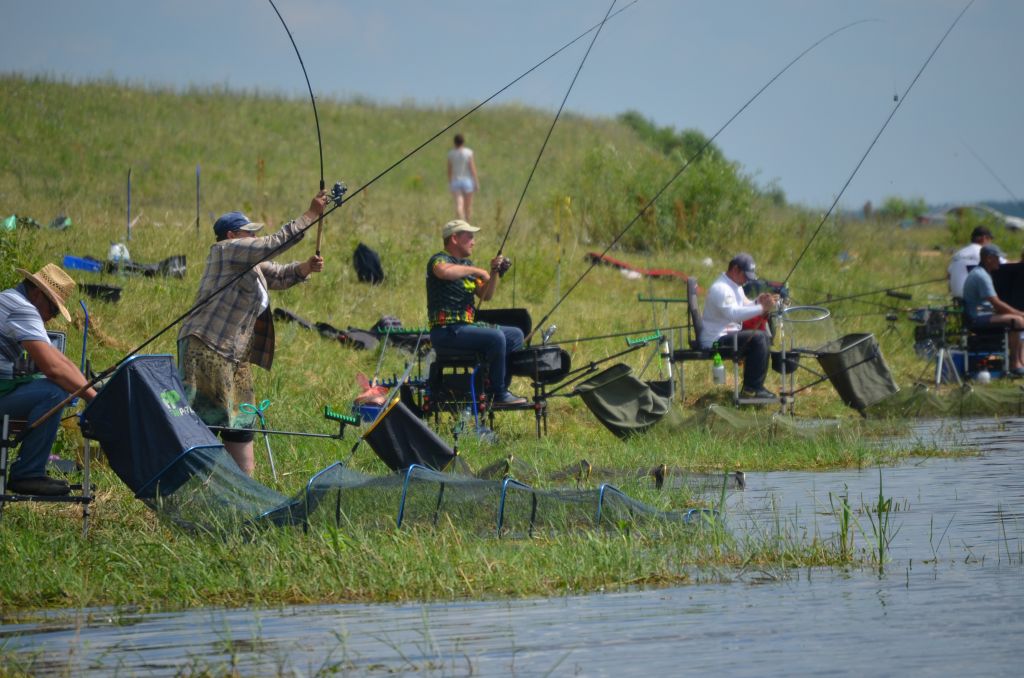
[806,276,946,307]
[790,285,899,313]
[782,1,974,286]
[268,0,326,256]
[526,18,874,344]
[495,0,617,257]
[16,5,642,440]
[565,323,688,345]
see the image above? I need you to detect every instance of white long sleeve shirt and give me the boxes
[699,273,764,348]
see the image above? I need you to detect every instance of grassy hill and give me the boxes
[3,74,1009,425]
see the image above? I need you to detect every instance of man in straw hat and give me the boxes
[177,191,327,476]
[426,219,525,406]
[0,264,96,496]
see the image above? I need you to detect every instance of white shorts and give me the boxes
[450,177,475,194]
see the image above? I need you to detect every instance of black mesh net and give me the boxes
[865,383,1024,419]
[80,355,715,536]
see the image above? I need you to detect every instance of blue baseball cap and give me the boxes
[213,211,264,238]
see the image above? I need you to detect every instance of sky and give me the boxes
[3,0,1021,210]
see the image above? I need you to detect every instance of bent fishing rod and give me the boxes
[782,0,974,287]
[268,0,326,255]
[525,18,873,344]
[17,4,641,438]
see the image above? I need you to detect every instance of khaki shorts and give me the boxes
[178,336,257,432]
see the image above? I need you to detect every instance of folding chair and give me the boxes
[424,308,539,433]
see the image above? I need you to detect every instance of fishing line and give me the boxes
[496,0,617,256]
[527,18,874,344]
[782,1,975,286]
[322,1,639,220]
[961,138,1023,209]
[18,5,642,436]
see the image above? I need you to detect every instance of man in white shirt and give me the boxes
[948,226,995,299]
[699,253,778,399]
[0,264,96,495]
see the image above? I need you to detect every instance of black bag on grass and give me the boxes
[353,242,385,284]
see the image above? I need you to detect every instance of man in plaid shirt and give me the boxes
[178,191,327,475]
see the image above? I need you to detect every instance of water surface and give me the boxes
[4,418,1022,676]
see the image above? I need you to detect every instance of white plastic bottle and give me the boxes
[108,242,130,263]
[712,353,726,385]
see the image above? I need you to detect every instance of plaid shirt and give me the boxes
[178,213,314,370]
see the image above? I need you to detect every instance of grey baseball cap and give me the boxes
[729,252,758,281]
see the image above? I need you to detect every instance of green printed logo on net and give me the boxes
[160,389,194,417]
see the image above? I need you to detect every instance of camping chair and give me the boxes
[671,278,757,404]
[0,332,94,534]
[964,323,1010,379]
[424,308,539,433]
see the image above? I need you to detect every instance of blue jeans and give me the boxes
[0,378,67,480]
[430,324,524,394]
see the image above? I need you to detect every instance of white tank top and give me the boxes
[448,147,474,181]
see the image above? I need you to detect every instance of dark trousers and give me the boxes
[430,324,525,393]
[0,379,66,480]
[723,330,769,390]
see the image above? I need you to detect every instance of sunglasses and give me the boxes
[38,290,60,317]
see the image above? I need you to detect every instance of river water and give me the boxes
[3,418,1022,676]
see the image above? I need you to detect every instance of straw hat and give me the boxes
[16,264,75,322]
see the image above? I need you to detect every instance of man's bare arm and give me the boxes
[22,340,96,401]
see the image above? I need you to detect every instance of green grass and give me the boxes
[0,75,995,613]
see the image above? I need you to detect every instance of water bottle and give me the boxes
[108,242,130,263]
[712,353,726,385]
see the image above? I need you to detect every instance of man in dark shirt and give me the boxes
[426,219,525,405]
[962,244,1024,375]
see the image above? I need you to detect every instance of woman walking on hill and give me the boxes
[447,133,479,221]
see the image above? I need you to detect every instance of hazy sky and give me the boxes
[3,0,1020,209]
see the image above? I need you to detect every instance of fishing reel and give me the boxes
[329,181,347,207]
[744,279,788,302]
[910,306,959,352]
[494,255,512,277]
